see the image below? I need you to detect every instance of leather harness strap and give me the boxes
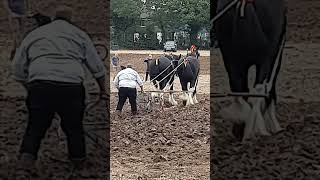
[237,0,255,17]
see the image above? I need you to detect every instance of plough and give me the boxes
[136,90,195,112]
[137,90,269,112]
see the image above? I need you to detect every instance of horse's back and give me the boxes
[216,0,286,59]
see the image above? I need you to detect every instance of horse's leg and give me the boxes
[180,80,189,106]
[186,82,194,105]
[254,47,284,135]
[189,79,198,104]
[151,80,159,102]
[192,73,199,104]
[168,75,177,106]
[159,80,167,106]
[219,59,252,140]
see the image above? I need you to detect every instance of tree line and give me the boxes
[111,0,210,50]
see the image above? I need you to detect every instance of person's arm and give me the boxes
[135,71,144,93]
[113,72,120,89]
[83,34,106,93]
[96,75,107,99]
[11,44,28,87]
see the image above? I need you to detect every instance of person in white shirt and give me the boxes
[113,64,144,115]
[11,5,106,173]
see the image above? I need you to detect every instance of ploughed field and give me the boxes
[110,53,210,179]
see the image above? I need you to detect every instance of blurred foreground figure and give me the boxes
[11,5,106,177]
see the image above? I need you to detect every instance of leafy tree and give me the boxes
[144,1,172,41]
[145,0,210,46]
[173,0,210,45]
[111,0,210,49]
[111,0,143,47]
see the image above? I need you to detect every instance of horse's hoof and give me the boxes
[183,100,187,106]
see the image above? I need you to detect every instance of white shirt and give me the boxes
[11,20,106,83]
[113,68,143,89]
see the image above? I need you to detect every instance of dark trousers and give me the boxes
[116,87,137,112]
[20,80,86,160]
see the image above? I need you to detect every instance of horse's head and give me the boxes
[170,54,181,68]
[144,57,162,81]
[144,58,152,81]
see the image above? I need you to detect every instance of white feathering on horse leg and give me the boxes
[180,92,188,101]
[219,97,251,124]
[243,84,270,141]
[182,91,191,106]
[193,93,198,104]
[188,92,194,105]
[186,83,194,105]
[189,86,198,104]
[160,92,164,102]
[186,95,192,106]
[151,83,159,101]
[263,99,282,133]
[169,93,178,106]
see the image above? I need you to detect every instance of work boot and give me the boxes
[15,153,37,180]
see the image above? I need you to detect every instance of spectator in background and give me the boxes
[111,53,120,71]
[190,44,200,59]
[144,54,152,81]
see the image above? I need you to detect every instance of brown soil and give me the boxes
[110,54,210,179]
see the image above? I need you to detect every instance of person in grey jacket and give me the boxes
[11,5,106,175]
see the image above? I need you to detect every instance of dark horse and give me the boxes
[164,53,200,106]
[214,0,286,140]
[176,55,200,106]
[144,56,178,105]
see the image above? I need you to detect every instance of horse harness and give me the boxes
[211,0,256,28]
[236,0,255,17]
